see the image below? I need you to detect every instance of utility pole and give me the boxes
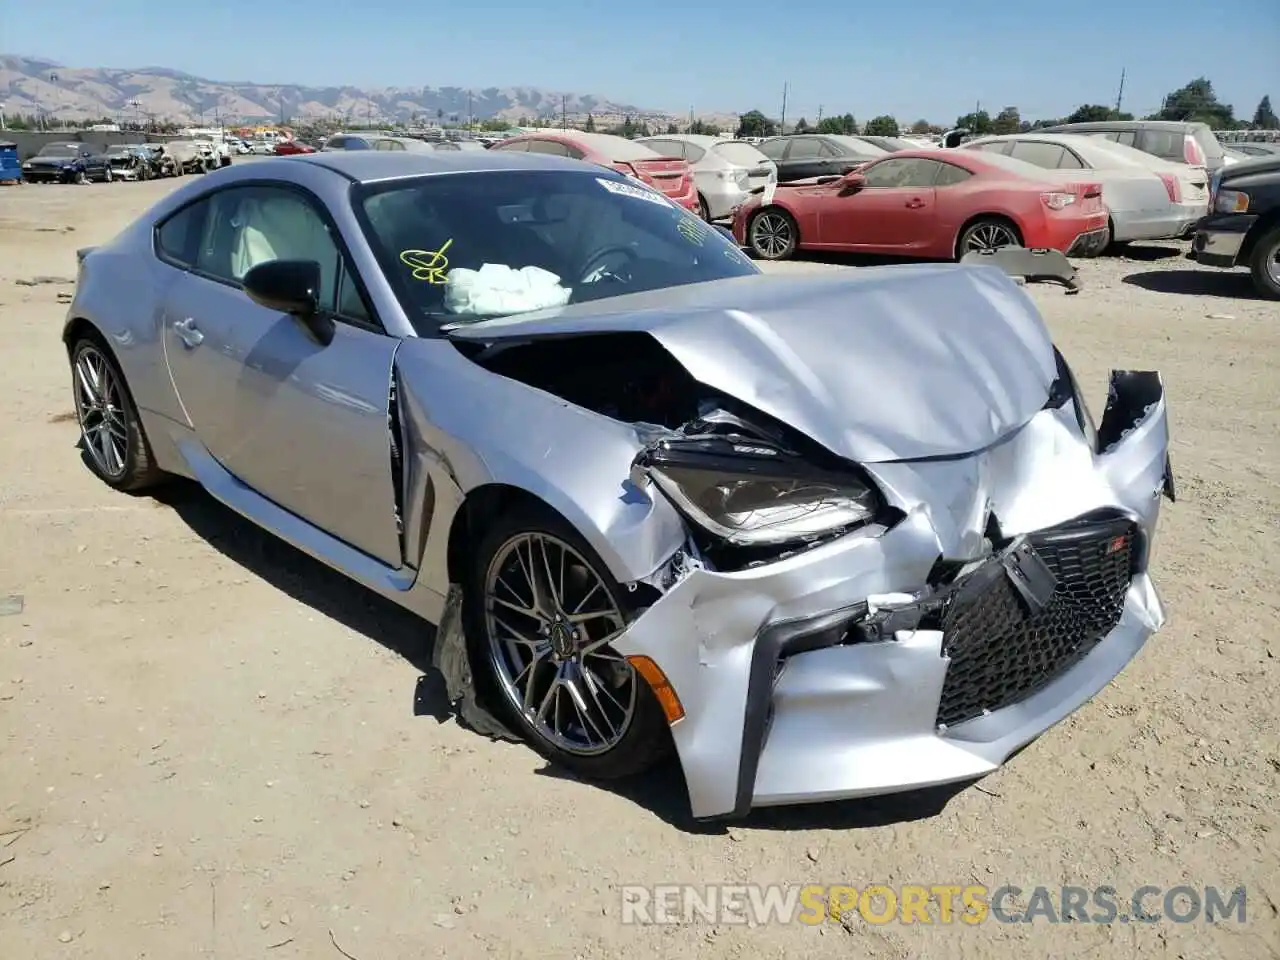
[467,90,473,130]
[1114,67,1126,114]
[689,105,694,131]
[561,95,567,130]
[780,81,789,135]
[817,104,823,125]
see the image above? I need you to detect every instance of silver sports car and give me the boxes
[65,150,1175,820]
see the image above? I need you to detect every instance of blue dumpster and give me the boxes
[0,141,20,183]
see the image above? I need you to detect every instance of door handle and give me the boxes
[905,198,926,209]
[173,317,204,349]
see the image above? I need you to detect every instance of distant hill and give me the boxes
[0,54,738,129]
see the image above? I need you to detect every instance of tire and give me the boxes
[956,217,1023,259]
[1247,225,1280,299]
[102,166,113,183]
[747,207,799,260]
[464,503,672,781]
[69,336,167,492]
[697,194,711,222]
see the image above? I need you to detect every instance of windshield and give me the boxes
[356,169,759,334]
[38,144,81,158]
[713,141,771,166]
[829,136,890,157]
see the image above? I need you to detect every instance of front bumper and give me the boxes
[1191,213,1258,268]
[615,371,1172,819]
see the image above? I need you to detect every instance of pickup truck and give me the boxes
[1191,155,1280,299]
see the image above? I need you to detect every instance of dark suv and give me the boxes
[1191,156,1280,298]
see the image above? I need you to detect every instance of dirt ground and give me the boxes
[1,171,1278,960]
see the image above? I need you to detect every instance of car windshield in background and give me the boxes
[828,136,890,156]
[38,144,81,158]
[356,169,759,335]
[713,141,771,166]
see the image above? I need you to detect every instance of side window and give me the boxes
[934,162,972,186]
[785,138,822,160]
[1009,141,1067,169]
[861,158,938,188]
[155,198,211,268]
[324,136,346,150]
[758,139,787,160]
[492,139,528,152]
[970,141,1011,155]
[819,140,842,157]
[563,143,585,159]
[1114,131,1137,147]
[1138,130,1180,159]
[684,143,706,163]
[191,186,369,322]
[526,139,569,156]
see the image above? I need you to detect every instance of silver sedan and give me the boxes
[64,150,1175,819]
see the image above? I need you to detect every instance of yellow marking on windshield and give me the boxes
[677,217,709,245]
[724,246,752,266]
[400,239,453,284]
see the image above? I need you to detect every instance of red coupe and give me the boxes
[491,131,699,213]
[732,149,1109,261]
[274,139,317,156]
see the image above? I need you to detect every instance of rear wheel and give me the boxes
[697,194,711,222]
[465,505,672,780]
[956,217,1022,258]
[69,337,167,491]
[1248,225,1280,299]
[748,207,798,260]
[102,166,113,183]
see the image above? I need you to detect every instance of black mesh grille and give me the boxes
[935,515,1137,728]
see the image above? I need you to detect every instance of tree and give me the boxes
[863,115,900,136]
[1157,78,1233,127]
[620,115,637,138]
[735,109,777,138]
[794,117,810,133]
[1064,103,1132,124]
[665,122,678,134]
[816,113,856,135]
[909,119,932,135]
[1254,95,1278,130]
[992,106,1021,135]
[954,110,992,136]
[583,113,596,132]
[689,119,721,136]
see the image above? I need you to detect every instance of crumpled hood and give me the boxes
[447,263,1058,463]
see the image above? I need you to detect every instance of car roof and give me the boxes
[294,148,598,183]
[1043,120,1208,132]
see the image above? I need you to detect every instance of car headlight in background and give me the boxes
[1214,189,1249,214]
[633,434,879,546]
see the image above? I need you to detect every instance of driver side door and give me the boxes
[820,157,942,251]
[155,183,404,567]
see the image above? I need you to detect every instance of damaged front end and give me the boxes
[612,364,1173,820]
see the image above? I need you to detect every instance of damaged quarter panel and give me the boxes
[392,337,689,591]
[446,263,1059,463]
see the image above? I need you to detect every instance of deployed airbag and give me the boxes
[444,264,571,316]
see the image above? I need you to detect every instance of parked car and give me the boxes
[248,140,275,155]
[62,149,1172,819]
[757,134,887,183]
[275,139,317,156]
[962,133,1208,245]
[20,142,114,183]
[734,149,1109,261]
[102,144,158,181]
[163,140,215,175]
[854,136,920,153]
[636,134,776,221]
[491,131,698,212]
[1191,155,1280,298]
[1038,120,1229,175]
[1228,142,1280,159]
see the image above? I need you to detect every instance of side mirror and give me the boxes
[838,173,867,195]
[242,259,335,346]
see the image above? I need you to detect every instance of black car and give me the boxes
[1191,155,1280,299]
[756,134,887,183]
[20,142,114,183]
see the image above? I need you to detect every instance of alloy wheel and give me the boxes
[965,222,1018,253]
[1266,240,1280,287]
[483,532,636,756]
[72,344,129,479]
[751,212,793,258]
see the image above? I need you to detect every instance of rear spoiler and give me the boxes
[960,247,1080,294]
[76,246,98,264]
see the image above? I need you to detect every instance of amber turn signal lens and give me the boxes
[626,654,686,725]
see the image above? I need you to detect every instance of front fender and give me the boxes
[394,338,688,594]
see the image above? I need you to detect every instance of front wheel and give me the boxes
[697,194,711,222]
[69,338,167,491]
[956,218,1022,258]
[1248,225,1280,299]
[102,166,113,183]
[748,207,799,260]
[465,506,672,780]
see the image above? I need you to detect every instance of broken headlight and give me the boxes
[632,435,879,546]
[1048,347,1099,452]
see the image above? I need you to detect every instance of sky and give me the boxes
[4,0,1279,123]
